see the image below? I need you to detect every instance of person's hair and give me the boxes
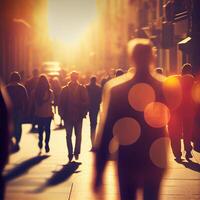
[35,74,50,106]
[155,67,163,74]
[128,38,153,68]
[70,71,79,82]
[90,76,96,84]
[115,69,124,77]
[9,71,21,83]
[182,63,192,75]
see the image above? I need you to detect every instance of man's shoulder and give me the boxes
[106,71,134,94]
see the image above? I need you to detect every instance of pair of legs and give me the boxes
[89,109,99,149]
[37,117,52,152]
[168,112,193,160]
[65,119,83,161]
[118,164,164,200]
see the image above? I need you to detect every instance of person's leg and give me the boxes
[183,115,194,159]
[89,110,98,149]
[168,112,182,160]
[37,118,44,150]
[65,120,74,161]
[193,111,200,151]
[74,119,83,159]
[143,174,163,200]
[117,163,137,200]
[44,117,52,152]
[13,112,22,150]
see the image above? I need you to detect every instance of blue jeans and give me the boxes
[64,119,83,156]
[37,117,52,148]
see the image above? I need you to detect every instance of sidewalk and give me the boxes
[4,116,200,200]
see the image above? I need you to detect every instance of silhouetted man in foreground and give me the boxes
[94,39,169,200]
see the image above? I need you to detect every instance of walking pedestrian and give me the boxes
[32,75,54,153]
[59,71,89,161]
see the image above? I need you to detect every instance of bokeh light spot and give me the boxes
[144,102,170,128]
[128,83,155,111]
[149,137,170,168]
[109,137,119,154]
[162,75,182,110]
[113,117,141,146]
[192,82,200,103]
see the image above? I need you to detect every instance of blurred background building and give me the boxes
[0,0,199,82]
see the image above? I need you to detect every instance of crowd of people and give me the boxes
[1,38,200,200]
[3,66,120,158]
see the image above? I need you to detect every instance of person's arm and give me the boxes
[80,85,89,118]
[22,86,28,116]
[93,85,113,191]
[58,86,67,119]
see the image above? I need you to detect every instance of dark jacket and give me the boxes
[59,82,89,121]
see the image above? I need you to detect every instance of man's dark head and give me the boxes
[32,68,39,77]
[70,71,79,82]
[182,63,192,75]
[128,38,153,68]
[90,76,97,84]
[155,67,163,74]
[9,71,21,83]
[115,69,124,77]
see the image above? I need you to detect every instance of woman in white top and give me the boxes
[34,74,54,153]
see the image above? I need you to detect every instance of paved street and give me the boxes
[3,115,200,200]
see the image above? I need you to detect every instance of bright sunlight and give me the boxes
[48,0,97,45]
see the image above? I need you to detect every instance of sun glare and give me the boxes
[48,0,97,45]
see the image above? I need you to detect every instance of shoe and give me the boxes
[45,144,50,153]
[12,143,20,152]
[74,154,79,160]
[175,156,182,163]
[186,152,193,160]
[68,154,73,162]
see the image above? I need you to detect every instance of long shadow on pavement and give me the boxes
[34,161,81,193]
[181,160,200,172]
[4,155,50,182]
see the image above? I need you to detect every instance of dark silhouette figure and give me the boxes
[59,71,89,161]
[25,69,40,96]
[180,63,195,159]
[50,77,63,127]
[25,68,39,132]
[0,81,11,200]
[167,63,195,161]
[94,39,168,200]
[86,76,102,150]
[6,72,28,151]
[32,75,54,153]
